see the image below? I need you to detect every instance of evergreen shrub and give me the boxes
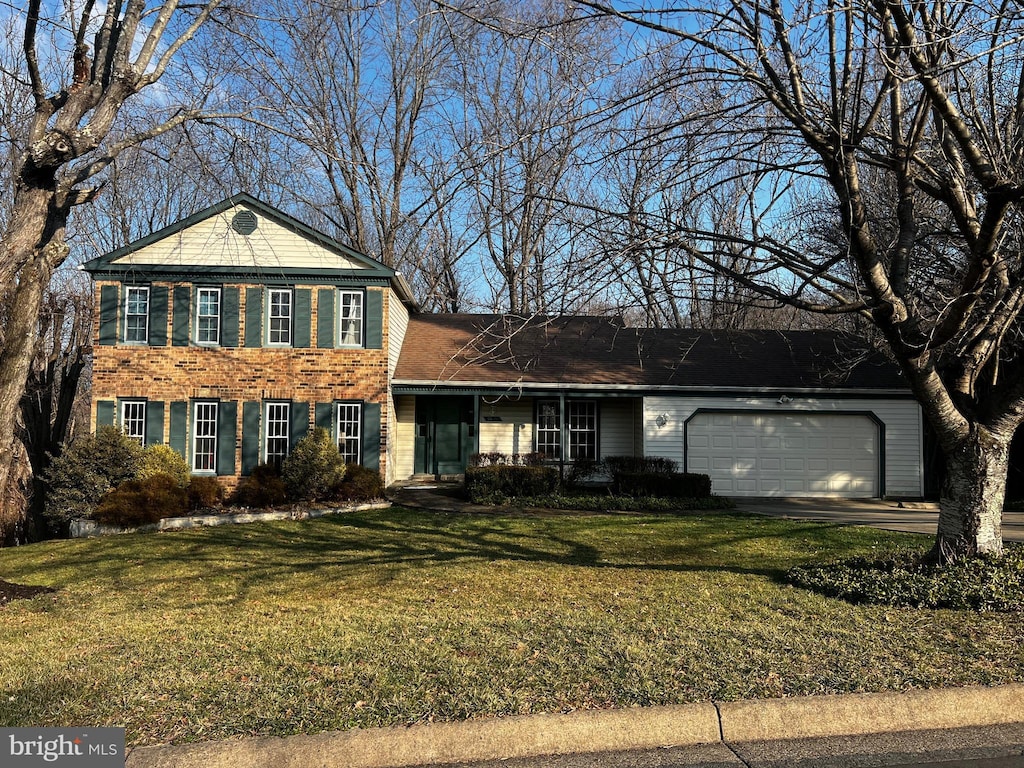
[92,473,188,527]
[281,428,347,501]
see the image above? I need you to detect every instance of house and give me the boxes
[83,194,925,498]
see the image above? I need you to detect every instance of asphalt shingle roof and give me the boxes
[393,314,907,391]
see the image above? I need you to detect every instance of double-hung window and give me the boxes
[338,290,364,347]
[264,401,290,467]
[267,288,292,346]
[124,286,149,343]
[192,401,218,472]
[536,400,561,460]
[196,287,221,345]
[121,400,146,446]
[566,401,598,461]
[336,403,361,465]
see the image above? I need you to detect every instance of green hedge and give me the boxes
[615,471,712,498]
[465,465,559,502]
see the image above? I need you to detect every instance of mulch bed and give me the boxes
[0,579,55,607]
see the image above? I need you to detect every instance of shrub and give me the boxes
[565,457,603,489]
[615,471,712,498]
[138,444,191,487]
[42,426,145,535]
[604,455,678,476]
[92,473,188,527]
[334,464,385,502]
[465,465,559,503]
[469,452,545,467]
[281,428,347,501]
[233,463,288,508]
[188,475,225,511]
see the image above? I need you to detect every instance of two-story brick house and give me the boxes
[83,193,415,488]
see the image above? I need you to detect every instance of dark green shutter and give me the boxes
[291,401,309,445]
[362,402,381,470]
[317,288,335,348]
[315,403,333,433]
[222,287,240,348]
[96,400,115,428]
[169,401,188,459]
[172,285,191,346]
[294,289,312,348]
[149,286,168,346]
[217,401,237,476]
[98,285,118,345]
[241,401,260,475]
[245,288,263,347]
[365,289,383,349]
[145,401,165,445]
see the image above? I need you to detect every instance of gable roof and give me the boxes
[81,193,416,305]
[393,314,908,394]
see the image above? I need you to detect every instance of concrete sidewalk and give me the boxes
[126,684,1024,768]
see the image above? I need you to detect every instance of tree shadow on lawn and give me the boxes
[8,509,875,609]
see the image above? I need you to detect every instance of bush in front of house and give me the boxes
[281,428,347,502]
[469,452,545,467]
[465,464,560,503]
[615,470,712,498]
[42,425,145,535]
[188,475,225,511]
[233,463,289,508]
[138,444,192,487]
[92,473,188,527]
[603,455,678,477]
[334,464,385,502]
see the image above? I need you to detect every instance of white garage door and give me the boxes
[686,412,878,497]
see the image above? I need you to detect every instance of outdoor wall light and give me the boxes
[655,413,670,427]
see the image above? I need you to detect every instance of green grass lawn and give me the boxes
[1,507,1022,747]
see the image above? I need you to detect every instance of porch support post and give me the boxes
[473,395,480,459]
[559,392,566,480]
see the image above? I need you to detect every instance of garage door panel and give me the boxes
[687,412,878,498]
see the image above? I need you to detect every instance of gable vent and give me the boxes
[231,210,258,235]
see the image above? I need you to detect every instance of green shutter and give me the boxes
[245,288,263,347]
[365,289,383,349]
[241,401,260,475]
[145,401,165,445]
[149,286,168,346]
[294,289,312,348]
[98,285,118,345]
[317,288,335,348]
[96,400,116,428]
[217,401,237,476]
[291,401,310,444]
[315,402,333,433]
[222,287,240,348]
[362,402,381,470]
[169,401,188,459]
[172,285,191,346]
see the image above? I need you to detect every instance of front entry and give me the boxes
[414,397,475,476]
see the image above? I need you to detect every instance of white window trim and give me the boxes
[338,289,364,348]
[536,399,561,460]
[336,402,362,465]
[123,286,150,344]
[195,286,222,346]
[192,401,219,474]
[566,400,598,462]
[266,288,293,347]
[264,401,290,465]
[120,399,147,447]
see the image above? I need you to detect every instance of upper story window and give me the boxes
[338,290,364,347]
[337,402,362,465]
[124,286,149,343]
[196,287,221,345]
[267,288,292,346]
[121,400,146,446]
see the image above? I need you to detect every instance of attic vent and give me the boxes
[231,210,258,235]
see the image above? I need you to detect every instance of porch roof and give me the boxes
[393,314,909,394]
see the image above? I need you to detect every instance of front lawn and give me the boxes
[1,508,1022,747]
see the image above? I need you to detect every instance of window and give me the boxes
[192,401,218,472]
[336,403,362,464]
[536,400,561,460]
[124,286,149,343]
[264,402,290,467]
[121,400,146,446]
[267,288,292,345]
[567,401,598,461]
[338,290,364,347]
[196,287,221,344]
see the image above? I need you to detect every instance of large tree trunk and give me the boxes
[934,426,1007,562]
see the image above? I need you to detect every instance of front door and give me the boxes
[414,397,475,476]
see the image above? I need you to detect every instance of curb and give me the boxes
[126,683,1024,768]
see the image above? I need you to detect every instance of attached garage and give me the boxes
[686,411,880,498]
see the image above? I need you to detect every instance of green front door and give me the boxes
[414,397,475,476]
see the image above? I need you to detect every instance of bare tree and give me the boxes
[0,1,236,507]
[574,0,1024,560]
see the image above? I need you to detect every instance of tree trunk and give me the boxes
[934,426,1007,562]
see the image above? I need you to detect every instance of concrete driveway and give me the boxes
[732,497,1024,543]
